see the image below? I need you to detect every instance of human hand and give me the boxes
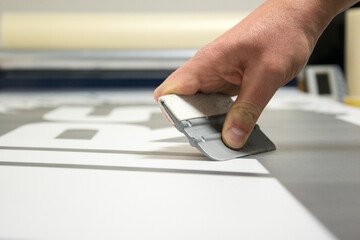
[154,0,345,149]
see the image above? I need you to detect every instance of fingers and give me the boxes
[222,67,280,149]
[154,63,201,101]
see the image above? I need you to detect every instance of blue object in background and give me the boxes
[0,70,297,89]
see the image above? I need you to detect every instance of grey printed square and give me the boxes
[56,129,98,140]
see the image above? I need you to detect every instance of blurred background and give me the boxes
[0,0,359,92]
[0,0,263,12]
[0,0,262,88]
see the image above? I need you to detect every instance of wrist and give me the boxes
[267,0,338,47]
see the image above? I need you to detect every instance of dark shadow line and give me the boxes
[0,146,204,158]
[0,162,271,178]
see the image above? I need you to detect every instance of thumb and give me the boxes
[222,69,279,149]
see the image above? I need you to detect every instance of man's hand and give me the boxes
[154,0,357,149]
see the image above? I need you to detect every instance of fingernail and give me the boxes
[225,128,245,149]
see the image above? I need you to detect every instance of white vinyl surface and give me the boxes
[2,88,357,240]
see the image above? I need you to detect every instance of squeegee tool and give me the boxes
[158,93,276,161]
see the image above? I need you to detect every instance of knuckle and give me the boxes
[180,78,199,92]
[232,101,261,125]
[195,42,226,62]
[262,57,286,78]
[260,56,292,87]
